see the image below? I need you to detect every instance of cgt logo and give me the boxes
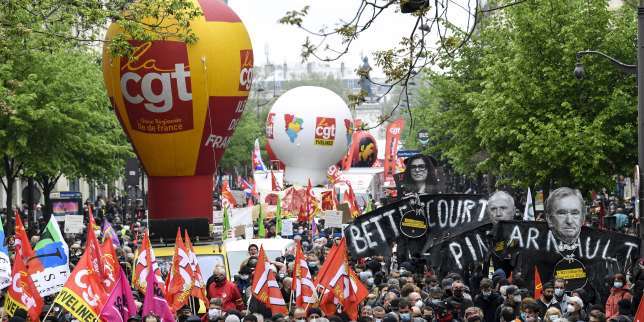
[315,117,336,146]
[389,127,401,135]
[12,272,37,310]
[239,49,254,91]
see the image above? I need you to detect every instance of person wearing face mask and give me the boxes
[373,306,387,322]
[520,299,542,322]
[550,279,569,315]
[397,298,413,322]
[474,279,503,322]
[563,296,586,322]
[446,281,474,320]
[495,286,522,322]
[202,298,224,322]
[605,273,632,319]
[293,308,307,322]
[543,307,562,322]
[206,266,244,311]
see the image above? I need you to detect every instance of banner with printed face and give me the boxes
[344,194,488,259]
[494,221,640,291]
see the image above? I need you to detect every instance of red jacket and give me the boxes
[605,287,632,319]
[207,279,244,312]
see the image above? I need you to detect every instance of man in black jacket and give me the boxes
[474,278,504,322]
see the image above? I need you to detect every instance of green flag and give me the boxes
[364,199,373,214]
[275,196,283,238]
[222,206,230,240]
[257,205,266,238]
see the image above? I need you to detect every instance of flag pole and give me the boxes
[43,303,55,319]
[289,286,294,312]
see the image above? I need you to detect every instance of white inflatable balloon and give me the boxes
[266,86,353,186]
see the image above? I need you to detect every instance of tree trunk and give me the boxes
[36,173,61,223]
[26,177,35,235]
[2,155,21,235]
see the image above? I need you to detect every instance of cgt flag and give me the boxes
[166,229,193,311]
[292,241,318,308]
[185,230,209,305]
[54,219,108,322]
[132,231,165,294]
[251,246,288,315]
[4,250,44,321]
[100,269,138,322]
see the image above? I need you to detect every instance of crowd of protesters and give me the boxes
[0,178,640,322]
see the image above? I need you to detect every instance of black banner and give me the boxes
[344,194,488,259]
[495,221,640,290]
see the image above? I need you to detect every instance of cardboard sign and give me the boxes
[324,211,343,228]
[64,215,84,234]
[281,219,293,236]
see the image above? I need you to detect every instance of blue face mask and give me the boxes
[400,313,411,322]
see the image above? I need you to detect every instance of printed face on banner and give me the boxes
[486,192,516,223]
[547,195,584,244]
[409,158,428,183]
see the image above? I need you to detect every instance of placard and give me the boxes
[324,211,343,228]
[64,215,84,234]
[281,219,293,236]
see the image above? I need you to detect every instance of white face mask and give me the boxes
[614,281,624,288]
[554,288,564,297]
[567,304,576,313]
[415,300,424,308]
[208,309,222,318]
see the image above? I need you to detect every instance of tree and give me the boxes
[411,0,637,192]
[2,48,132,215]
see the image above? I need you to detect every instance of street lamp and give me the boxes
[573,0,644,256]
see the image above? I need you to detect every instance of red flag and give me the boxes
[185,230,208,305]
[102,237,120,294]
[321,191,335,210]
[166,229,193,311]
[635,293,644,322]
[534,266,543,299]
[4,250,44,321]
[314,238,368,320]
[13,211,35,261]
[271,171,281,191]
[222,180,237,209]
[251,246,288,314]
[133,231,165,294]
[384,118,404,182]
[54,222,108,321]
[292,241,318,308]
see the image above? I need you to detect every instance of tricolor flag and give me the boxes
[251,246,288,314]
[31,215,70,296]
[523,187,535,221]
[292,241,318,308]
[252,138,267,171]
[0,214,11,289]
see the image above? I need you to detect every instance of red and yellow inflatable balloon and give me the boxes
[102,0,252,223]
